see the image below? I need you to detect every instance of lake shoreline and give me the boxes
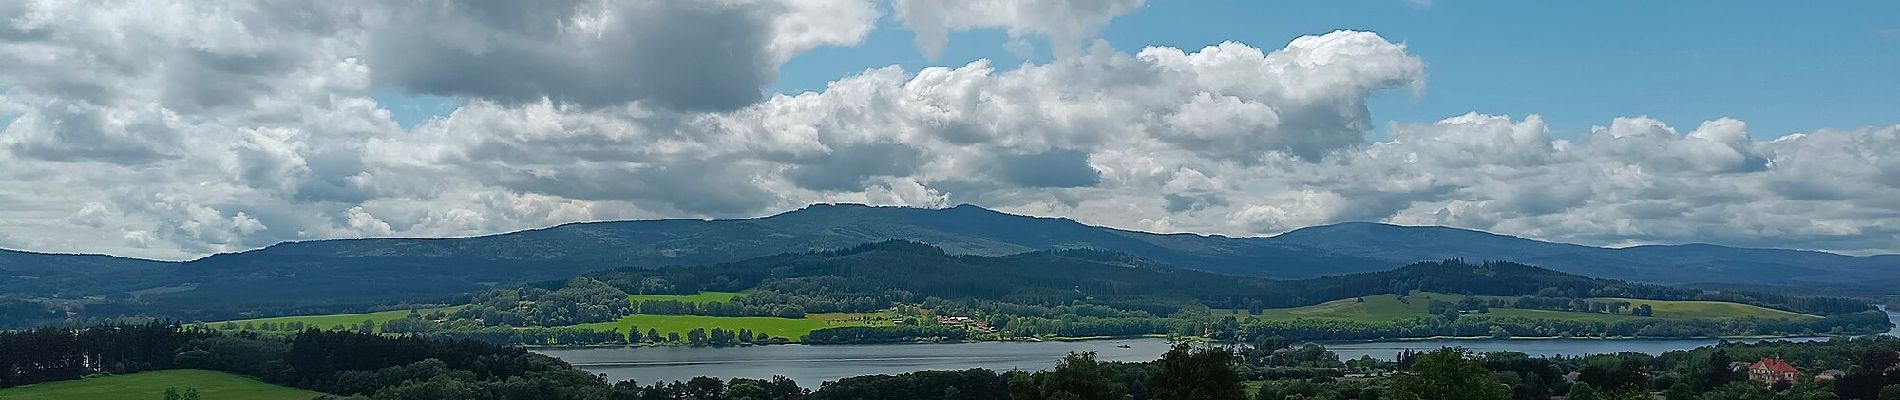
[521,332,1837,350]
[1314,333,1831,345]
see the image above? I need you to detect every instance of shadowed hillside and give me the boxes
[2,204,1897,324]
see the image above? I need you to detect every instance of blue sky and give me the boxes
[770,1,1900,139]
[370,1,1900,137]
[8,1,1900,258]
[18,1,1900,137]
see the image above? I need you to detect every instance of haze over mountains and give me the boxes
[3,203,1897,319]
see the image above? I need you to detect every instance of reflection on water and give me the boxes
[538,336,1819,387]
[536,338,1172,387]
[543,309,1900,387]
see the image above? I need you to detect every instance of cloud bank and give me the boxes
[1,0,1896,260]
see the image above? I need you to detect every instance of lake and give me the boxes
[536,338,1173,387]
[541,309,1900,387]
[537,336,1830,386]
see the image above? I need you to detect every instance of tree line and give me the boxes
[580,241,1875,320]
[0,321,1252,400]
[10,319,1900,400]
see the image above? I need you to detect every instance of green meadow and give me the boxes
[593,291,897,342]
[208,306,460,332]
[1591,297,1817,320]
[1249,292,1812,323]
[566,312,891,342]
[0,369,324,400]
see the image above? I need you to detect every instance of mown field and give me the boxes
[1592,297,1818,320]
[208,306,460,332]
[564,311,891,342]
[602,291,894,341]
[199,291,891,341]
[0,369,324,400]
[1250,292,1814,323]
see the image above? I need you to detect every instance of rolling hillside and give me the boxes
[3,203,1897,325]
[1253,293,1815,323]
[198,245,1880,342]
[570,241,1875,318]
[213,306,461,332]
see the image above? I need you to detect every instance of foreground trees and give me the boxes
[1388,348,1509,400]
[1148,345,1245,400]
[8,321,1900,400]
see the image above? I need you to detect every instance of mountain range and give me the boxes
[3,203,1896,320]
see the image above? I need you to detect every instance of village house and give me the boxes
[1748,358,1799,383]
[936,315,975,325]
[934,315,995,332]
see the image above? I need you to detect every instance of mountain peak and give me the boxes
[1277,221,1470,238]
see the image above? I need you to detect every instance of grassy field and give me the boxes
[205,290,747,331]
[1593,297,1818,320]
[0,369,323,400]
[567,312,890,342]
[208,306,460,332]
[1250,292,1812,323]
[628,291,744,304]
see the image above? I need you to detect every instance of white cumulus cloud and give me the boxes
[0,1,1896,261]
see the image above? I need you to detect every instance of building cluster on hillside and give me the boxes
[934,315,995,332]
[884,314,997,332]
[1715,356,1866,387]
[1557,356,1858,394]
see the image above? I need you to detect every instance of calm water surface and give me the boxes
[538,336,1823,386]
[537,339,1172,386]
[541,309,1900,387]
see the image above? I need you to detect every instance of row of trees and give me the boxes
[1507,296,1654,316]
[1225,311,1892,342]
[0,322,189,387]
[1239,334,1900,400]
[1,320,1258,400]
[802,326,970,344]
[455,278,635,327]
[2,323,624,398]
[632,299,806,318]
[12,319,1900,400]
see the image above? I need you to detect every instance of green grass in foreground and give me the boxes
[1251,292,1813,323]
[628,291,744,304]
[209,306,460,332]
[566,312,890,342]
[0,369,323,400]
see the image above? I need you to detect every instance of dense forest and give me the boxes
[0,322,1240,400]
[8,322,1900,400]
[10,241,1887,348]
[4,241,1884,343]
[579,241,1874,316]
[331,241,1888,344]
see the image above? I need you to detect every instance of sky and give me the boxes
[0,0,1897,260]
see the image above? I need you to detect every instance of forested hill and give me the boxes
[579,240,1875,317]
[4,203,1895,326]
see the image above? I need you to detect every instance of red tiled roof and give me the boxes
[1752,358,1797,374]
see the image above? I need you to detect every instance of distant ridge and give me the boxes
[3,203,1898,321]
